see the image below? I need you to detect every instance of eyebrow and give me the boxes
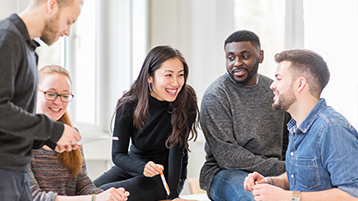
[226,50,251,55]
[46,88,70,92]
[163,69,184,73]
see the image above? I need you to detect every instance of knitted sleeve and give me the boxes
[112,103,147,174]
[201,89,285,176]
[29,163,58,201]
[75,158,103,195]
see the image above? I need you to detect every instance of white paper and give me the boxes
[77,135,117,145]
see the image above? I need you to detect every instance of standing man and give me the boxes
[199,30,290,201]
[244,49,358,200]
[0,0,83,200]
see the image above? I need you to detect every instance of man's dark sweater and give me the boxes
[199,73,290,198]
[0,14,63,172]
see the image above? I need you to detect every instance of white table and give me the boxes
[179,193,210,201]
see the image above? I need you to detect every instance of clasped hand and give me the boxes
[244,172,290,201]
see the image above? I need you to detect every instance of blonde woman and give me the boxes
[30,65,129,201]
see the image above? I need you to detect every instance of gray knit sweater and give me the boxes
[199,73,289,197]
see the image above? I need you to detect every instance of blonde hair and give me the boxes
[39,65,82,179]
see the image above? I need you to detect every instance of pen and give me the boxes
[159,171,170,196]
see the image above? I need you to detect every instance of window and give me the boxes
[71,0,97,125]
[35,0,148,136]
[234,0,286,77]
[303,0,358,127]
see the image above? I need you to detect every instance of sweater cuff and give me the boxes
[49,121,64,145]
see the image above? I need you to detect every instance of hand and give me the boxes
[55,124,81,153]
[252,184,290,201]
[143,161,163,177]
[244,171,266,192]
[96,187,130,201]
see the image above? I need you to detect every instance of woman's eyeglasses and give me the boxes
[38,89,74,103]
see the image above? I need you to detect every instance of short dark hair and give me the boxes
[275,49,330,98]
[224,30,261,49]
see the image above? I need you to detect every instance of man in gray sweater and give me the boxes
[0,0,83,200]
[199,30,290,201]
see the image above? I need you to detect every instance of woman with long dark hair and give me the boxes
[94,46,199,201]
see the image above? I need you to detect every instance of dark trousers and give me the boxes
[93,165,168,201]
[0,168,32,201]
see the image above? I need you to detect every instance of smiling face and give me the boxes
[225,41,263,86]
[36,73,72,121]
[41,0,82,45]
[148,58,185,102]
[270,61,297,111]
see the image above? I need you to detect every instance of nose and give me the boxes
[53,95,62,104]
[171,77,179,87]
[270,81,276,90]
[64,25,71,36]
[234,57,242,67]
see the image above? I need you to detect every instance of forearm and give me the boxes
[301,188,358,201]
[56,195,94,201]
[271,172,289,190]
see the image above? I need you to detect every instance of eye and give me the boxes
[61,94,70,99]
[165,74,172,77]
[179,73,184,77]
[242,55,250,59]
[227,55,234,61]
[46,92,56,97]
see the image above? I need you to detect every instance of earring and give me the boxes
[148,82,152,92]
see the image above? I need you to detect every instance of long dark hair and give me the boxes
[114,45,199,151]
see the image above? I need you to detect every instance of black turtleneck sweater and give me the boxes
[112,96,195,198]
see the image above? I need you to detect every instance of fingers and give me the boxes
[244,172,265,192]
[143,161,163,177]
[55,125,81,153]
[105,187,129,201]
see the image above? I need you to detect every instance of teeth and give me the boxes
[166,89,177,94]
[50,108,60,112]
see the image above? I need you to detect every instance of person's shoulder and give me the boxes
[203,74,231,96]
[259,74,274,85]
[319,106,353,128]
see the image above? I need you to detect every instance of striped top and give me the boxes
[29,148,102,201]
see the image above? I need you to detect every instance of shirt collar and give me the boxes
[8,13,40,50]
[288,98,327,134]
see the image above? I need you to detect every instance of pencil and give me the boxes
[159,171,170,196]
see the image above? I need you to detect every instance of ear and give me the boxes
[297,77,307,93]
[46,0,58,15]
[259,50,264,63]
[147,74,153,83]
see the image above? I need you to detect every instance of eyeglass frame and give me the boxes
[38,89,74,103]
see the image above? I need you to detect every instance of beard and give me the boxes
[228,60,259,85]
[272,85,297,111]
[40,11,60,46]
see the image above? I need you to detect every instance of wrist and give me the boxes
[291,191,301,201]
[264,177,274,185]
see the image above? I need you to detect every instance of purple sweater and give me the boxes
[29,148,102,201]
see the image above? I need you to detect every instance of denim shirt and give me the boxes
[286,98,358,198]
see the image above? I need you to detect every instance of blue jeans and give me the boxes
[210,169,254,201]
[0,168,32,201]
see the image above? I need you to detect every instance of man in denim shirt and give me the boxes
[244,49,358,200]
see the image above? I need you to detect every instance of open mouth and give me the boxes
[50,107,61,112]
[232,68,246,77]
[166,89,177,95]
